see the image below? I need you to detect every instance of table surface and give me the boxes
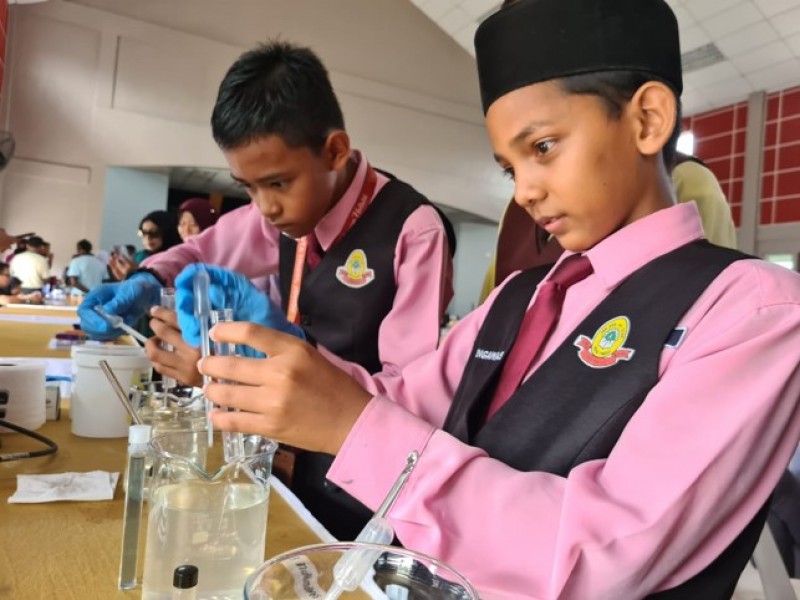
[0,307,328,599]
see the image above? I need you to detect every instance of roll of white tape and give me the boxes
[0,360,46,433]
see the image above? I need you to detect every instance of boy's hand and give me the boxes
[175,263,304,349]
[146,306,203,387]
[200,322,372,456]
[78,273,162,340]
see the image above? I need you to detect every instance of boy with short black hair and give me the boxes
[79,41,454,540]
[198,1,800,597]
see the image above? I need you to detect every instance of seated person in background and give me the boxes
[195,1,800,597]
[109,211,181,281]
[177,198,219,242]
[79,41,454,541]
[479,150,737,303]
[66,239,107,294]
[0,262,42,305]
[10,236,50,293]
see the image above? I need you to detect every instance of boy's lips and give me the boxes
[537,215,566,235]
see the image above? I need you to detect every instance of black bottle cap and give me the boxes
[173,564,199,589]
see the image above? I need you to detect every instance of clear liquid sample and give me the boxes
[160,288,177,391]
[142,481,269,600]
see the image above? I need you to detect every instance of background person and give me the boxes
[0,262,42,305]
[10,235,50,293]
[66,239,107,294]
[177,198,219,241]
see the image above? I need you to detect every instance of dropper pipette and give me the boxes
[323,451,419,600]
[94,306,149,345]
[193,268,214,446]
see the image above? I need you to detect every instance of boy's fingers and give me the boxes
[205,381,278,414]
[199,355,268,387]
[149,316,184,346]
[209,321,301,356]
[149,306,179,327]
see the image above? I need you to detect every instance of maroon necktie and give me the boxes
[306,233,323,271]
[486,254,593,420]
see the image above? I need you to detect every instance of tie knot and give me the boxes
[549,254,593,289]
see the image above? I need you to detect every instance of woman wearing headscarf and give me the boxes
[111,210,180,281]
[177,198,219,241]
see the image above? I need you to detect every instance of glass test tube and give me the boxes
[210,309,245,462]
[118,424,152,590]
[159,288,178,395]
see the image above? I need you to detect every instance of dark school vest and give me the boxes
[278,177,434,541]
[443,240,767,599]
[279,178,430,374]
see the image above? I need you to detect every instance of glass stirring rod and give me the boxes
[324,450,420,600]
[193,268,214,446]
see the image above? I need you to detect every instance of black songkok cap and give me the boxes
[475,0,683,114]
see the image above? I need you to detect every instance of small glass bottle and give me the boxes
[172,564,198,600]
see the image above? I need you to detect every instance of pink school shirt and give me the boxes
[143,151,452,375]
[326,202,800,599]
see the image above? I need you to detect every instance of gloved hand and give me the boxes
[78,273,163,340]
[175,264,305,351]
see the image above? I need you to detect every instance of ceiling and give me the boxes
[411,0,800,115]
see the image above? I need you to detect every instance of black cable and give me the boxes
[0,418,59,462]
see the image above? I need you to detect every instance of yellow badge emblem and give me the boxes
[573,316,635,368]
[336,249,375,288]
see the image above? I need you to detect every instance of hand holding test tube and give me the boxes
[193,268,214,444]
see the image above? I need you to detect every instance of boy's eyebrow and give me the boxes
[492,121,553,164]
[229,171,288,185]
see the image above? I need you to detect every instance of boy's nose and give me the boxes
[252,189,281,219]
[514,180,546,208]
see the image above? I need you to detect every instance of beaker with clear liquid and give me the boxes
[142,430,278,600]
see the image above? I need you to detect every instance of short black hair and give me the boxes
[558,71,682,170]
[77,239,92,254]
[26,236,45,249]
[211,41,345,153]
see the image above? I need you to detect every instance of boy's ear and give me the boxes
[323,130,351,171]
[629,81,676,160]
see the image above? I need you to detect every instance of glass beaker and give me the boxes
[142,430,278,600]
[243,542,479,600]
[130,381,207,436]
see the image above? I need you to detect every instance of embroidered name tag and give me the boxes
[574,316,635,369]
[475,349,505,361]
[336,249,375,289]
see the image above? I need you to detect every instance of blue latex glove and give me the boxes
[175,264,304,352]
[78,273,162,340]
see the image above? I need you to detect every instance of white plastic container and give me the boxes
[71,345,151,438]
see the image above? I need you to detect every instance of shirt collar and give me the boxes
[314,150,367,251]
[559,202,705,289]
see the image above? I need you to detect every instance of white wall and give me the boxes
[449,221,497,318]
[100,167,168,250]
[0,0,513,275]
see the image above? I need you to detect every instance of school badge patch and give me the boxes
[574,316,635,369]
[336,249,375,288]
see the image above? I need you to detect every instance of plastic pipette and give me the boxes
[94,306,150,345]
[193,268,214,446]
[324,451,419,600]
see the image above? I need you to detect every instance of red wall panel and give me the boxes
[684,85,800,227]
